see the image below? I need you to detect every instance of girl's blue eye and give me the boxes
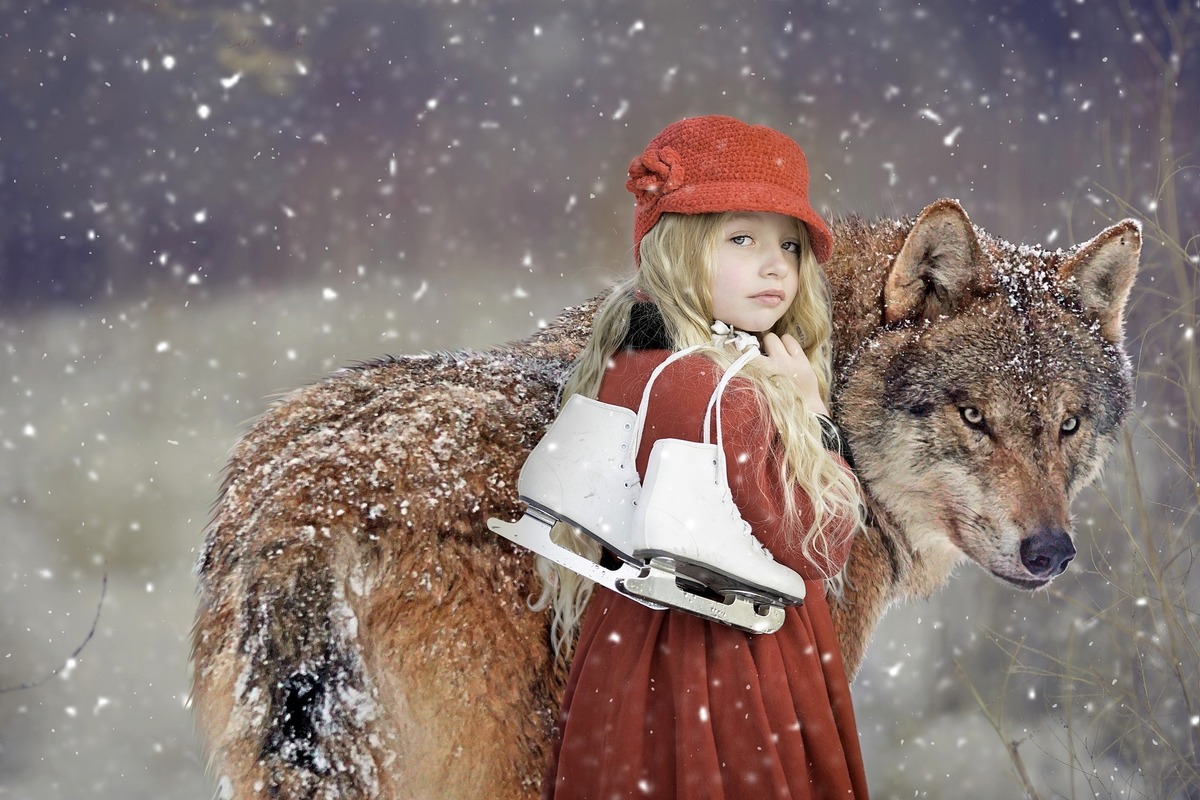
[782,241,800,254]
[730,235,751,245]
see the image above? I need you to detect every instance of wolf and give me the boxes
[190,198,1139,799]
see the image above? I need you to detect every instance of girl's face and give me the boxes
[710,212,802,332]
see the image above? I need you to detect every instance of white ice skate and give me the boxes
[620,345,806,634]
[507,393,642,564]
[487,345,703,611]
[486,393,658,608]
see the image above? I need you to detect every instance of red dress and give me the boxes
[543,349,869,800]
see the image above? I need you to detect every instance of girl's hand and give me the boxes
[759,333,829,416]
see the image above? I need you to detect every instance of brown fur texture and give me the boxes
[192,199,1139,799]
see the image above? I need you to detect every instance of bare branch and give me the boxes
[0,569,108,694]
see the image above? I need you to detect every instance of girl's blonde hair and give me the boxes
[533,212,865,662]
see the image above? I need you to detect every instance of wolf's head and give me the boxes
[835,199,1139,590]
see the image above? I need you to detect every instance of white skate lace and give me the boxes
[710,320,758,352]
[702,342,780,566]
[720,484,777,562]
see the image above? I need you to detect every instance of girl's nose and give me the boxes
[761,248,789,277]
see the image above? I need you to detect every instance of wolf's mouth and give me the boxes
[990,570,1051,591]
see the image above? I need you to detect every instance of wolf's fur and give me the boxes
[191,199,1139,799]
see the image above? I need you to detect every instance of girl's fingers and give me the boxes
[777,334,811,366]
[761,332,783,357]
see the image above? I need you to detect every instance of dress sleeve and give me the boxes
[637,355,855,581]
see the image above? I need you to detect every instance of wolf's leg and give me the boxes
[829,524,905,680]
[361,535,563,800]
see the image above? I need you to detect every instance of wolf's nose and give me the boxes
[1020,529,1076,579]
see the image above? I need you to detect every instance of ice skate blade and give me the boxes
[518,496,640,566]
[486,512,667,611]
[618,560,787,635]
[634,550,806,607]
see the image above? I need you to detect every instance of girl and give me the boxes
[539,115,868,799]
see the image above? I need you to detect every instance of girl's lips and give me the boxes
[752,292,784,306]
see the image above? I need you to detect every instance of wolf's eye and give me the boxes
[960,406,985,428]
[1061,416,1080,435]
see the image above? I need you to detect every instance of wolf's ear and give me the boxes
[1059,219,1140,343]
[885,198,988,325]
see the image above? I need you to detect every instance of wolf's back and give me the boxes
[191,322,588,798]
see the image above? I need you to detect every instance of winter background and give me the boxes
[1,0,1197,798]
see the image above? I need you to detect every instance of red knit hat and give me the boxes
[626,115,833,264]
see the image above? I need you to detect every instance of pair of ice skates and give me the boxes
[487,337,806,635]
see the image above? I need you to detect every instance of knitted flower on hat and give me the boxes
[627,146,685,203]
